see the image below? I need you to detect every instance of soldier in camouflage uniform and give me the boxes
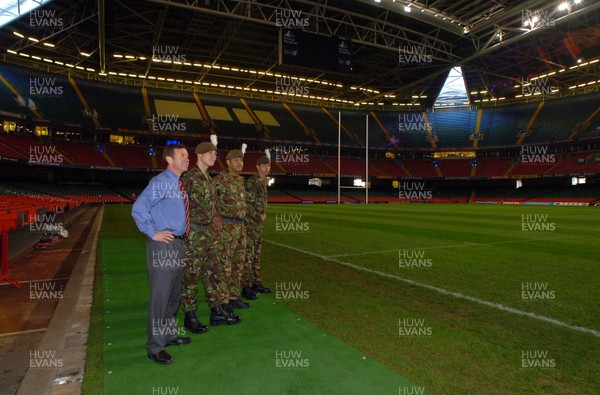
[241,152,272,299]
[213,149,251,310]
[181,142,240,327]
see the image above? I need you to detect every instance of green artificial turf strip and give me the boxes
[86,204,600,394]
[261,204,600,395]
[98,205,419,394]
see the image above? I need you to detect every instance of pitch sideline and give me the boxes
[265,239,600,338]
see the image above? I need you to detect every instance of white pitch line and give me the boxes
[325,237,554,258]
[265,239,600,338]
[326,244,475,258]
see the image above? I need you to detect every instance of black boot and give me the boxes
[184,311,208,334]
[229,298,251,309]
[242,287,258,300]
[210,306,241,326]
[251,282,272,294]
[223,303,235,314]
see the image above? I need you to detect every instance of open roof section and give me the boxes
[434,66,469,108]
[0,0,54,29]
[0,0,598,110]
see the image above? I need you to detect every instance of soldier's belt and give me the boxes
[190,222,210,229]
[222,215,244,224]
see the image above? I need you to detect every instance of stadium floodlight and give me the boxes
[309,178,322,187]
[353,179,366,187]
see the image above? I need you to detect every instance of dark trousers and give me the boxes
[146,238,185,354]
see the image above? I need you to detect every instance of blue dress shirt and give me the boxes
[132,169,187,238]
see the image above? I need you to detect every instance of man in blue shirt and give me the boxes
[132,144,192,365]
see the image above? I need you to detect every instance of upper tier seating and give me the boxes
[0,63,93,127]
[77,78,146,130]
[244,99,307,142]
[376,111,430,149]
[478,102,537,147]
[528,92,600,143]
[428,109,476,148]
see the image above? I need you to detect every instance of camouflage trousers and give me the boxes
[181,225,229,310]
[217,220,249,300]
[243,220,264,287]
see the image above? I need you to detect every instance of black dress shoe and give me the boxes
[229,298,251,309]
[184,312,209,334]
[165,336,191,346]
[251,282,272,294]
[209,306,241,326]
[148,350,174,365]
[242,287,258,300]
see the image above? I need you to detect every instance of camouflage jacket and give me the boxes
[213,171,247,219]
[180,165,215,225]
[245,173,268,223]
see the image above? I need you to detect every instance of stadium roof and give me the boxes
[0,0,598,110]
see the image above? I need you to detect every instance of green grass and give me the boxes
[85,205,418,395]
[261,204,600,394]
[84,203,600,394]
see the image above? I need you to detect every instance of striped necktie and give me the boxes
[178,179,190,237]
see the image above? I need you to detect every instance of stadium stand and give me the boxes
[245,99,308,142]
[475,158,513,177]
[1,133,41,158]
[266,189,302,203]
[370,159,410,177]
[0,181,130,204]
[376,111,430,149]
[146,87,205,133]
[402,159,440,177]
[507,155,561,177]
[0,182,81,232]
[428,109,476,148]
[438,160,472,177]
[478,102,537,147]
[103,143,155,169]
[527,92,600,143]
[51,139,111,167]
[76,79,147,130]
[197,94,260,140]
[0,71,25,116]
[286,103,354,146]
[0,63,93,126]
[269,154,336,176]
[0,134,28,159]
[340,189,397,203]
[284,187,356,203]
[546,152,600,174]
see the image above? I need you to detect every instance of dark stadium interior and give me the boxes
[0,0,599,394]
